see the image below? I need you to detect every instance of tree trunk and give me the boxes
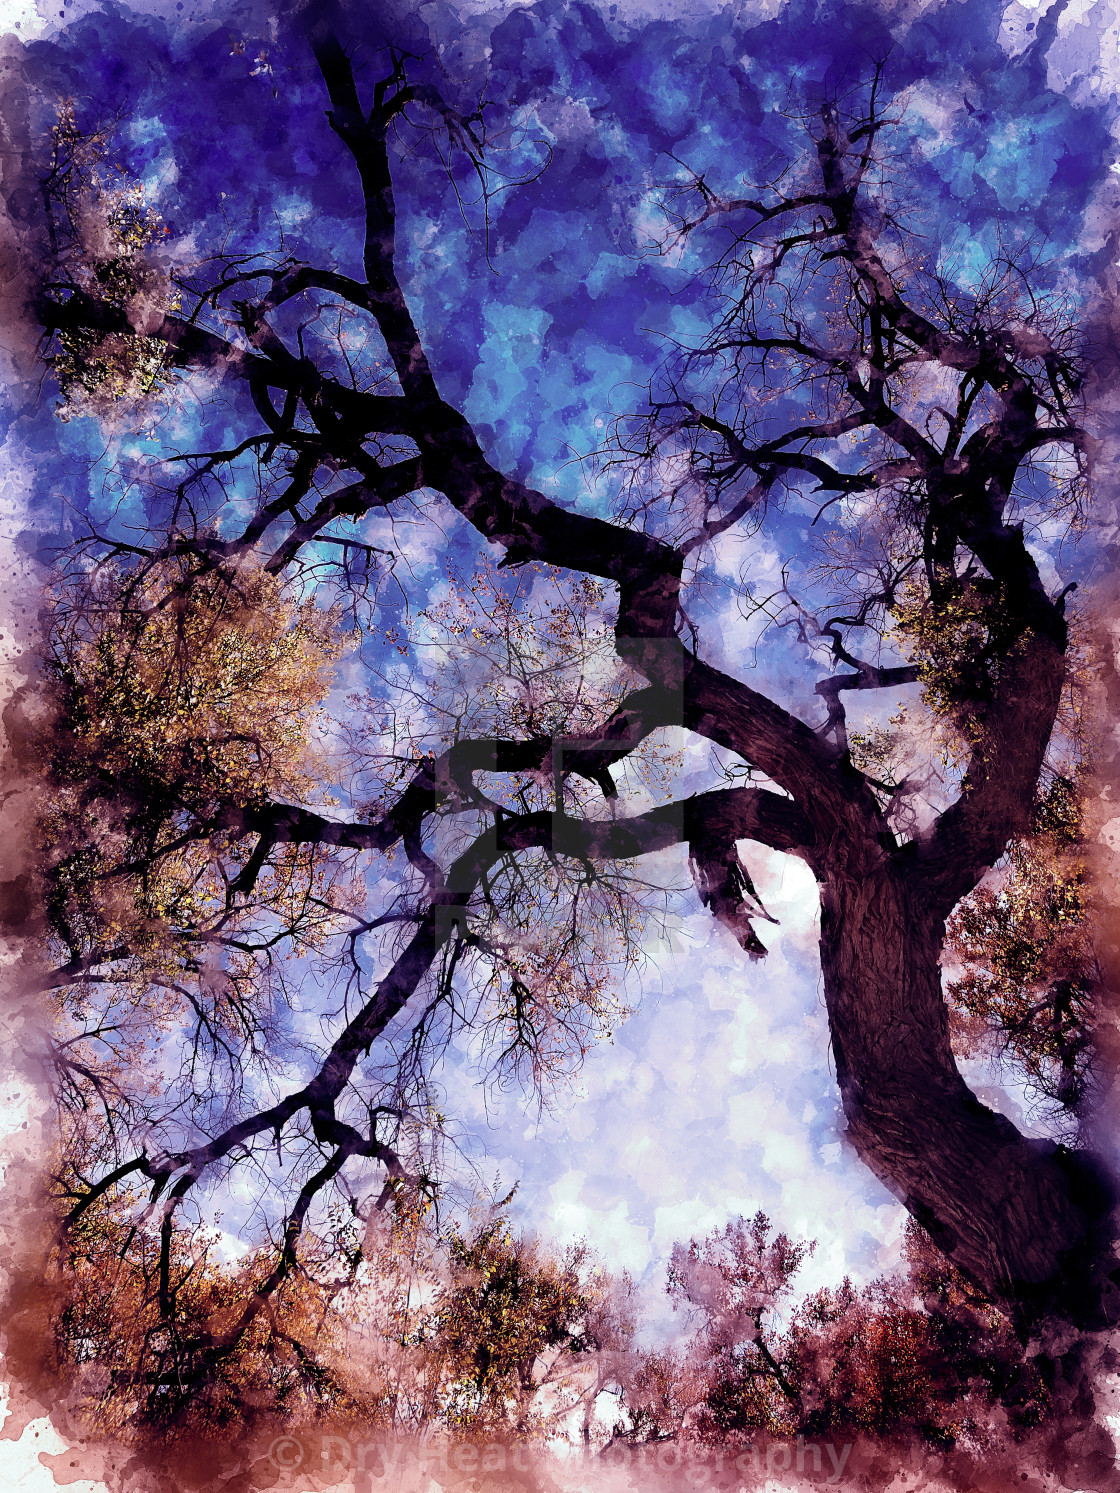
[817,854,1118,1332]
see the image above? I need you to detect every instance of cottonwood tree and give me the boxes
[29,17,1119,1435]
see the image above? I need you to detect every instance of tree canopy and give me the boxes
[4,0,1120,1483]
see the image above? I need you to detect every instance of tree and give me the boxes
[23,5,1119,1449]
[424,1213,619,1439]
[663,1211,813,1435]
[46,1175,618,1443]
[626,1213,1050,1455]
[944,772,1099,1122]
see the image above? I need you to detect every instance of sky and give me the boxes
[3,0,1120,1483]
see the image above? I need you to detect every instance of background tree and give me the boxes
[51,1179,619,1442]
[20,1,1120,1463]
[615,1213,1050,1456]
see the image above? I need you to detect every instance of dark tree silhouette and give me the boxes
[31,19,1118,1423]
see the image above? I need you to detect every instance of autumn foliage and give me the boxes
[47,1183,626,1448]
[13,16,1119,1484]
[615,1213,1049,1458]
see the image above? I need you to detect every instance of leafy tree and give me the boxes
[47,1179,618,1444]
[41,99,178,418]
[944,774,1098,1121]
[664,1211,811,1433]
[425,1215,611,1437]
[616,1214,1049,1456]
[20,4,1119,1459]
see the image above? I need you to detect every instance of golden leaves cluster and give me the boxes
[41,558,353,1168]
[45,103,179,419]
[944,776,1096,1114]
[891,573,1018,749]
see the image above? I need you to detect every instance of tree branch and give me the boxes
[66,783,812,1227]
